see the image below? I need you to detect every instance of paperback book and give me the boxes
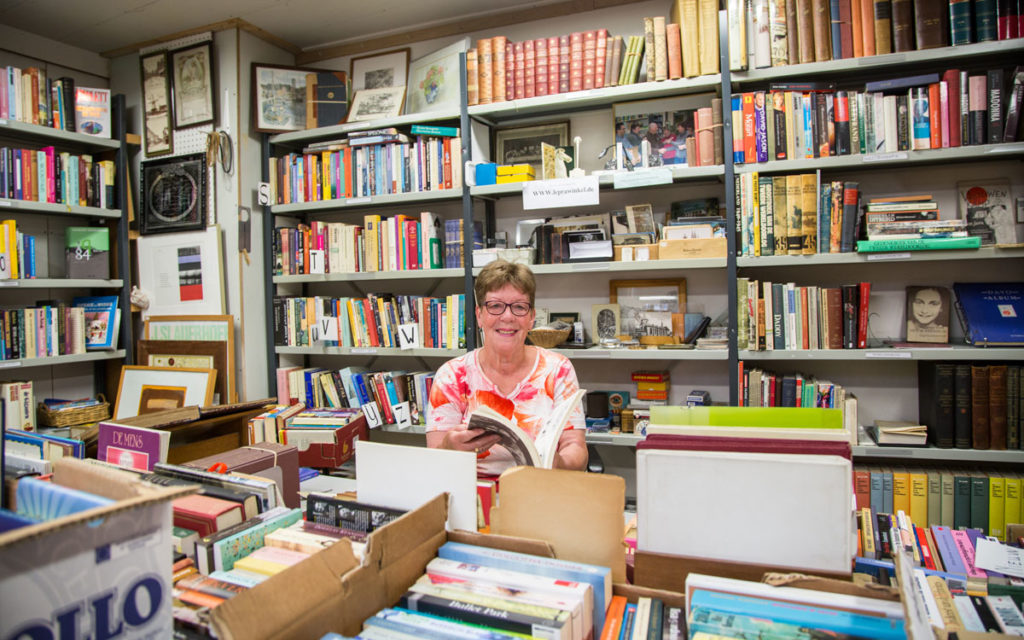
[97,421,170,471]
[72,295,120,350]
[466,388,585,468]
[953,282,1024,346]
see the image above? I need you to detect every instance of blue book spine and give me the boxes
[802,95,814,159]
[930,526,967,576]
[689,589,907,640]
[618,603,636,640]
[829,0,843,59]
[16,476,114,521]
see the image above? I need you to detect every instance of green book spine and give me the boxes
[409,125,460,137]
[927,471,942,527]
[953,474,973,530]
[856,236,982,252]
[940,472,955,528]
[970,474,990,534]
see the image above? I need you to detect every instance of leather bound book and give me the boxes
[569,32,584,92]
[954,363,973,448]
[859,0,877,54]
[712,97,725,165]
[796,0,816,63]
[477,38,493,104]
[491,36,507,103]
[581,30,597,90]
[465,49,479,105]
[812,0,833,61]
[913,0,949,49]
[643,18,656,83]
[558,35,571,94]
[505,41,515,101]
[1008,365,1020,450]
[873,0,893,54]
[841,284,858,349]
[608,35,625,86]
[989,364,1008,450]
[948,0,972,44]
[652,18,668,81]
[972,365,990,449]
[787,0,802,63]
[512,41,525,100]
[838,0,855,57]
[594,29,608,88]
[850,0,865,56]
[523,38,536,98]
[534,39,549,96]
[698,0,721,74]
[919,362,956,448]
[891,0,914,50]
[548,36,561,95]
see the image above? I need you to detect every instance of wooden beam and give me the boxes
[295,0,649,65]
[100,18,300,58]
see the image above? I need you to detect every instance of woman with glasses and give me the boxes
[425,260,588,473]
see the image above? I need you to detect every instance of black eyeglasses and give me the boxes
[482,301,533,316]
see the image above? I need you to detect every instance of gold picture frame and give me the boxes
[113,365,217,420]
[143,314,236,403]
[137,339,231,405]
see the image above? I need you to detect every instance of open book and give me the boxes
[467,389,585,468]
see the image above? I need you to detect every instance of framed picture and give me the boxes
[137,339,233,405]
[252,63,312,133]
[136,226,225,318]
[613,93,713,167]
[139,51,172,157]
[350,48,410,92]
[169,42,215,129]
[114,365,217,419]
[405,40,468,115]
[610,279,687,339]
[139,153,207,235]
[494,122,570,175]
[348,86,406,122]
[905,286,951,344]
[625,204,656,234]
[591,304,621,342]
[957,179,1016,245]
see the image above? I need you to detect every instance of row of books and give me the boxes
[267,128,463,204]
[0,66,112,137]
[736,0,1024,73]
[735,278,872,350]
[738,365,855,410]
[273,366,434,426]
[732,67,1023,168]
[271,293,467,351]
[854,466,1022,540]
[0,304,87,361]
[0,219,37,279]
[919,361,1023,450]
[1,146,117,208]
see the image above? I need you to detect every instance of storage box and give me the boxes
[613,243,659,261]
[183,442,301,509]
[280,412,367,470]
[0,458,192,638]
[657,237,727,259]
[65,226,110,279]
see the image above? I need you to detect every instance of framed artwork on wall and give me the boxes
[139,153,207,235]
[139,51,173,156]
[170,41,215,129]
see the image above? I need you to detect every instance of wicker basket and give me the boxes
[37,395,110,427]
[528,328,571,349]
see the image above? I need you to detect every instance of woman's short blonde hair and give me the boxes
[474,260,536,306]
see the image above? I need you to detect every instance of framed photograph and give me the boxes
[114,365,217,420]
[139,153,207,235]
[614,93,713,167]
[137,339,233,405]
[406,39,467,115]
[136,226,225,318]
[592,304,621,342]
[348,86,406,122]
[610,279,687,339]
[252,63,313,133]
[905,286,951,344]
[169,42,215,129]
[139,51,172,157]
[494,122,570,175]
[350,48,410,92]
[625,203,656,234]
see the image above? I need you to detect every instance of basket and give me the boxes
[528,328,571,349]
[37,395,110,427]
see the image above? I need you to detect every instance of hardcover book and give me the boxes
[15,476,114,521]
[466,388,585,468]
[73,87,111,138]
[97,421,170,471]
[953,282,1024,346]
[71,294,120,350]
[172,494,246,538]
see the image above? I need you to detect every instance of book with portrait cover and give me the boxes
[466,388,585,468]
[97,421,170,471]
[953,282,1024,346]
[72,294,120,350]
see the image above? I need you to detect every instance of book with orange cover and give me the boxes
[491,36,507,103]
[477,37,493,104]
[599,595,628,640]
[666,24,683,79]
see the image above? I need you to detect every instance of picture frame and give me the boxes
[494,122,570,175]
[348,86,407,122]
[145,314,235,404]
[905,286,951,344]
[405,39,467,115]
[169,41,215,129]
[610,279,687,339]
[350,48,410,92]
[251,63,312,133]
[114,365,217,420]
[591,304,621,342]
[137,339,233,405]
[139,153,207,235]
[136,226,225,318]
[613,93,714,167]
[139,51,173,157]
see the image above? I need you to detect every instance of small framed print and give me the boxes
[405,39,467,115]
[170,42,215,129]
[494,122,570,175]
[610,279,687,340]
[140,51,172,157]
[591,304,621,342]
[549,311,580,326]
[136,339,233,404]
[114,365,217,420]
[350,48,410,92]
[348,86,406,122]
[139,153,207,235]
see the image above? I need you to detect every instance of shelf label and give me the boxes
[0,280,17,286]
[308,249,325,274]
[347,197,371,205]
[398,323,420,349]
[612,168,673,189]
[257,182,271,206]
[362,402,384,429]
[351,347,378,354]
[310,317,339,343]
[392,401,412,430]
[571,350,611,358]
[0,200,11,206]
[867,252,912,261]
[862,152,908,163]
[0,360,21,368]
[571,262,610,271]
[865,351,913,358]
[522,176,600,210]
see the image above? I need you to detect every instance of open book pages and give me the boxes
[467,388,585,469]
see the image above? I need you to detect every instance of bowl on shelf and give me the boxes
[527,328,571,349]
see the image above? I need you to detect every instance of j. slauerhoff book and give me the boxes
[467,388,585,468]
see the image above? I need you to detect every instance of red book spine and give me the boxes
[742,93,757,163]
[534,38,549,96]
[939,81,950,148]
[524,38,536,98]
[942,70,961,147]
[547,36,560,95]
[558,35,571,94]
[406,220,418,270]
[582,30,598,90]
[594,29,608,88]
[513,41,525,100]
[800,287,810,349]
[442,138,452,190]
[928,82,941,149]
[857,281,871,348]
[569,32,585,92]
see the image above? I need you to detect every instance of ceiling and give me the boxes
[0,0,567,57]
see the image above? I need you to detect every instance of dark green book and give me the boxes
[954,472,973,530]
[970,473,990,533]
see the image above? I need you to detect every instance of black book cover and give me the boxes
[815,91,829,157]
[305,494,405,532]
[781,375,797,406]
[896,94,911,151]
[987,68,1004,143]
[834,91,851,155]
[953,363,973,448]
[841,284,858,349]
[58,77,76,132]
[918,361,956,448]
[772,282,786,350]
[1003,66,1024,142]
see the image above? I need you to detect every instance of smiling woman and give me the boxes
[425,260,588,475]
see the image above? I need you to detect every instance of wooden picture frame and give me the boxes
[138,153,207,234]
[592,304,621,342]
[494,122,570,175]
[114,365,217,420]
[144,314,235,403]
[251,63,335,133]
[350,48,410,92]
[169,41,215,129]
[348,86,406,122]
[610,279,687,340]
[137,339,233,405]
[139,51,173,157]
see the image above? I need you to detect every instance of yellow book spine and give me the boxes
[1004,476,1022,538]
[909,472,929,528]
[989,476,1006,541]
[892,470,910,515]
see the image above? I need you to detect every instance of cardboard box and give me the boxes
[0,458,192,638]
[613,243,659,261]
[282,412,367,470]
[656,237,727,259]
[183,442,302,509]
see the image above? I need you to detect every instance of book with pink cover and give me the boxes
[97,421,170,471]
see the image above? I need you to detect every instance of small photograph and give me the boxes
[905,285,950,343]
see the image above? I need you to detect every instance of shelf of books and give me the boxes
[0,349,127,370]
[733,142,1024,175]
[0,278,124,289]
[554,348,729,361]
[0,117,121,150]
[737,246,1024,267]
[274,269,464,285]
[852,443,1024,462]
[276,346,466,358]
[473,258,727,276]
[0,199,122,219]
[740,346,1024,361]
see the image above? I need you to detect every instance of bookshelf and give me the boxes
[0,95,133,401]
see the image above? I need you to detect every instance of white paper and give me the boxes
[361,401,383,429]
[612,168,673,189]
[522,176,599,210]
[975,538,1024,578]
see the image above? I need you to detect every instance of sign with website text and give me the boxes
[522,176,600,210]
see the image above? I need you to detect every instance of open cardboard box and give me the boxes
[0,458,193,637]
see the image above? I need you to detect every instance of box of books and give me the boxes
[279,408,368,470]
[0,458,192,638]
[182,442,301,509]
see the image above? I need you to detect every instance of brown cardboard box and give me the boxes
[613,243,658,261]
[183,443,301,509]
[657,237,727,259]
